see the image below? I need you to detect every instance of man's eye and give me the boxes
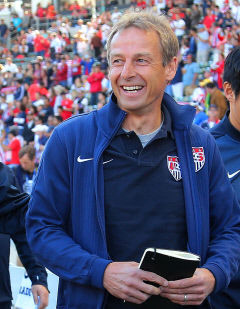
[137,59,147,63]
[112,59,122,64]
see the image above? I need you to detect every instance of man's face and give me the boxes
[20,154,35,172]
[208,107,219,120]
[109,27,177,115]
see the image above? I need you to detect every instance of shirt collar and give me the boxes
[116,103,174,140]
[223,110,240,142]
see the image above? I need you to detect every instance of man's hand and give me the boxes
[159,268,215,306]
[103,262,168,304]
[32,284,49,309]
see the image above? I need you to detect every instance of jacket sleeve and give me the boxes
[8,208,48,289]
[0,164,48,289]
[26,128,111,290]
[202,136,240,293]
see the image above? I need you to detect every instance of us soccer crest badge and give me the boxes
[167,147,205,181]
[192,147,205,172]
[167,156,182,181]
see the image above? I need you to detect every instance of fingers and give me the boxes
[140,269,168,287]
[122,287,151,304]
[38,293,49,309]
[31,285,49,309]
[166,276,197,289]
[32,289,38,305]
[103,262,168,304]
[139,281,161,296]
[160,285,205,295]
[160,292,205,306]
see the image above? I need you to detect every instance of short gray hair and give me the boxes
[106,10,179,67]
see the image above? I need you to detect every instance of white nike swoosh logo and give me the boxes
[103,159,113,165]
[228,170,240,179]
[77,156,93,163]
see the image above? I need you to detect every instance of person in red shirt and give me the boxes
[87,63,105,106]
[210,52,225,90]
[35,4,46,19]
[60,92,73,120]
[203,8,216,30]
[72,54,82,81]
[28,83,41,102]
[46,3,56,19]
[0,127,21,166]
[34,32,49,57]
[69,1,81,11]
[39,82,49,97]
[56,57,68,87]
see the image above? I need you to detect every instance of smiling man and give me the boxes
[26,11,240,309]
[210,46,240,309]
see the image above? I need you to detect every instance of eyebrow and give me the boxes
[110,52,152,59]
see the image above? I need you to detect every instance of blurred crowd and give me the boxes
[0,0,239,176]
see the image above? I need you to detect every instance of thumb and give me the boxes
[32,288,39,305]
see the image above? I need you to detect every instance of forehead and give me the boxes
[110,27,160,56]
[20,153,31,161]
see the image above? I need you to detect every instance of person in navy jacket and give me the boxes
[210,46,240,309]
[26,11,240,309]
[0,163,49,309]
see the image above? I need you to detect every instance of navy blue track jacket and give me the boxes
[26,93,240,308]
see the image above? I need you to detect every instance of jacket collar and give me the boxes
[96,92,196,137]
[212,110,240,142]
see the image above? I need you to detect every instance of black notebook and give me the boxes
[138,248,200,309]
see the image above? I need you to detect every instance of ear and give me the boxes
[165,56,178,82]
[223,81,235,104]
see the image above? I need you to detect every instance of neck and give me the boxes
[122,109,162,135]
[229,110,240,131]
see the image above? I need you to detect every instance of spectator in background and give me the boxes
[192,102,208,126]
[12,145,37,194]
[34,31,49,57]
[0,127,21,166]
[81,54,95,75]
[32,124,49,163]
[182,54,200,96]
[2,57,18,74]
[35,3,46,19]
[0,19,8,47]
[90,30,103,59]
[196,24,210,64]
[205,82,228,119]
[46,2,56,20]
[60,92,73,120]
[56,56,68,87]
[22,112,35,144]
[87,62,105,106]
[189,27,197,57]
[12,14,22,33]
[190,4,201,27]
[210,52,225,89]
[14,79,25,101]
[201,104,220,130]
[203,8,216,30]
[171,13,186,43]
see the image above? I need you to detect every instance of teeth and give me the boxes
[123,86,143,91]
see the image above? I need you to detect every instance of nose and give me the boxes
[121,60,136,80]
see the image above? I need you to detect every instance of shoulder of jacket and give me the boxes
[55,111,95,132]
[190,124,217,148]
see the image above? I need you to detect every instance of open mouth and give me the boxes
[121,85,144,93]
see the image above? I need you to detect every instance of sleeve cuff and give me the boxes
[202,263,228,293]
[89,257,113,289]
